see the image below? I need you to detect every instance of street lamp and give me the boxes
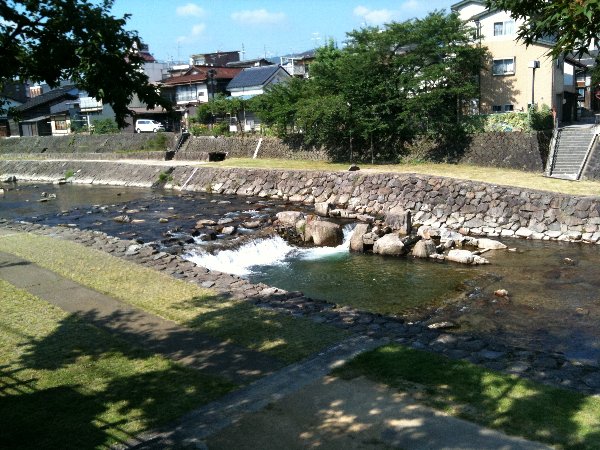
[528,60,540,108]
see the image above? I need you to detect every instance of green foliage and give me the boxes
[195,95,245,133]
[64,169,75,179]
[251,12,486,161]
[146,132,168,149]
[90,118,118,134]
[462,105,553,133]
[157,171,172,182]
[0,0,171,127]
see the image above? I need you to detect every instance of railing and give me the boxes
[544,127,561,176]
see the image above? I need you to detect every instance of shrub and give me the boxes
[91,118,118,134]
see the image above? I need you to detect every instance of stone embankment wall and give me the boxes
[0,160,167,187]
[0,133,176,154]
[458,132,550,172]
[168,166,600,244]
[175,136,329,161]
[0,131,549,171]
[1,160,598,243]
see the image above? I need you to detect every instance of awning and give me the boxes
[20,115,51,123]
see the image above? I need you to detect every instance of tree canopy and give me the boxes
[487,0,600,81]
[250,12,486,162]
[0,0,169,126]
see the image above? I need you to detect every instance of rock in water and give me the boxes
[314,202,331,217]
[384,207,412,235]
[305,220,343,246]
[412,239,437,258]
[476,238,507,250]
[276,211,305,227]
[350,223,370,252]
[373,233,405,256]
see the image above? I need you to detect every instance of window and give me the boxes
[493,20,514,36]
[504,104,514,112]
[492,58,515,75]
[54,119,68,130]
[492,105,502,113]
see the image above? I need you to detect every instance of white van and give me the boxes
[135,119,165,133]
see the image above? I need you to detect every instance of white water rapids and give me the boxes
[184,224,355,276]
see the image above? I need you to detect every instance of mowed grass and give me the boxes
[209,158,600,197]
[335,344,600,449]
[0,280,234,449]
[0,232,346,362]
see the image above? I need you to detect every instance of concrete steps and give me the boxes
[549,127,596,180]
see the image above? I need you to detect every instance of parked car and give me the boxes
[135,119,165,133]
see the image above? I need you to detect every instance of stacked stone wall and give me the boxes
[0,133,176,154]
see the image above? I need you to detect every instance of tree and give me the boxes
[195,95,246,133]
[487,0,600,82]
[252,12,486,161]
[0,0,170,127]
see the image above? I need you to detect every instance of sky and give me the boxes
[110,0,458,63]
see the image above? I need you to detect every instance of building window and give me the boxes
[492,58,515,75]
[504,104,514,112]
[492,105,502,113]
[493,20,515,36]
[54,119,68,130]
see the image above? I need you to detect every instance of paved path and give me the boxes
[0,250,284,385]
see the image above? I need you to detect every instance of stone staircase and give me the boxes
[547,126,597,180]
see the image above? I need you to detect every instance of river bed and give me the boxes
[2,181,599,365]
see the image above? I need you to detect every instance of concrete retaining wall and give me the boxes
[0,133,176,154]
[1,160,598,243]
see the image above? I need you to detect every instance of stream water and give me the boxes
[2,182,599,364]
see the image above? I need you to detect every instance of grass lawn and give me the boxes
[0,232,346,362]
[335,344,600,449]
[208,158,600,197]
[0,279,234,449]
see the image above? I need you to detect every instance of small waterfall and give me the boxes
[185,235,295,276]
[184,223,356,276]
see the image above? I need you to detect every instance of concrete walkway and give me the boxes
[0,248,553,450]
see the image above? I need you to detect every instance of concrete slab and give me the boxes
[206,376,552,450]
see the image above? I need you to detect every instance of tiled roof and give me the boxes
[227,65,286,90]
[15,85,78,112]
[162,66,242,86]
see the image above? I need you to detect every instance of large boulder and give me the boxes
[276,211,305,227]
[350,223,371,252]
[305,220,344,246]
[384,207,412,235]
[411,239,437,258]
[373,233,406,256]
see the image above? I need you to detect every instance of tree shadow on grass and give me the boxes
[1,312,234,449]
[335,345,600,449]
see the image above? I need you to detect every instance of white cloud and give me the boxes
[177,23,206,43]
[353,6,396,25]
[231,9,286,25]
[191,23,206,36]
[176,3,205,18]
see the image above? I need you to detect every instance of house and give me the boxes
[161,66,242,106]
[0,83,27,137]
[226,58,273,69]
[279,49,316,78]
[226,65,291,132]
[451,0,579,121]
[14,85,79,136]
[190,51,240,67]
[227,65,291,99]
